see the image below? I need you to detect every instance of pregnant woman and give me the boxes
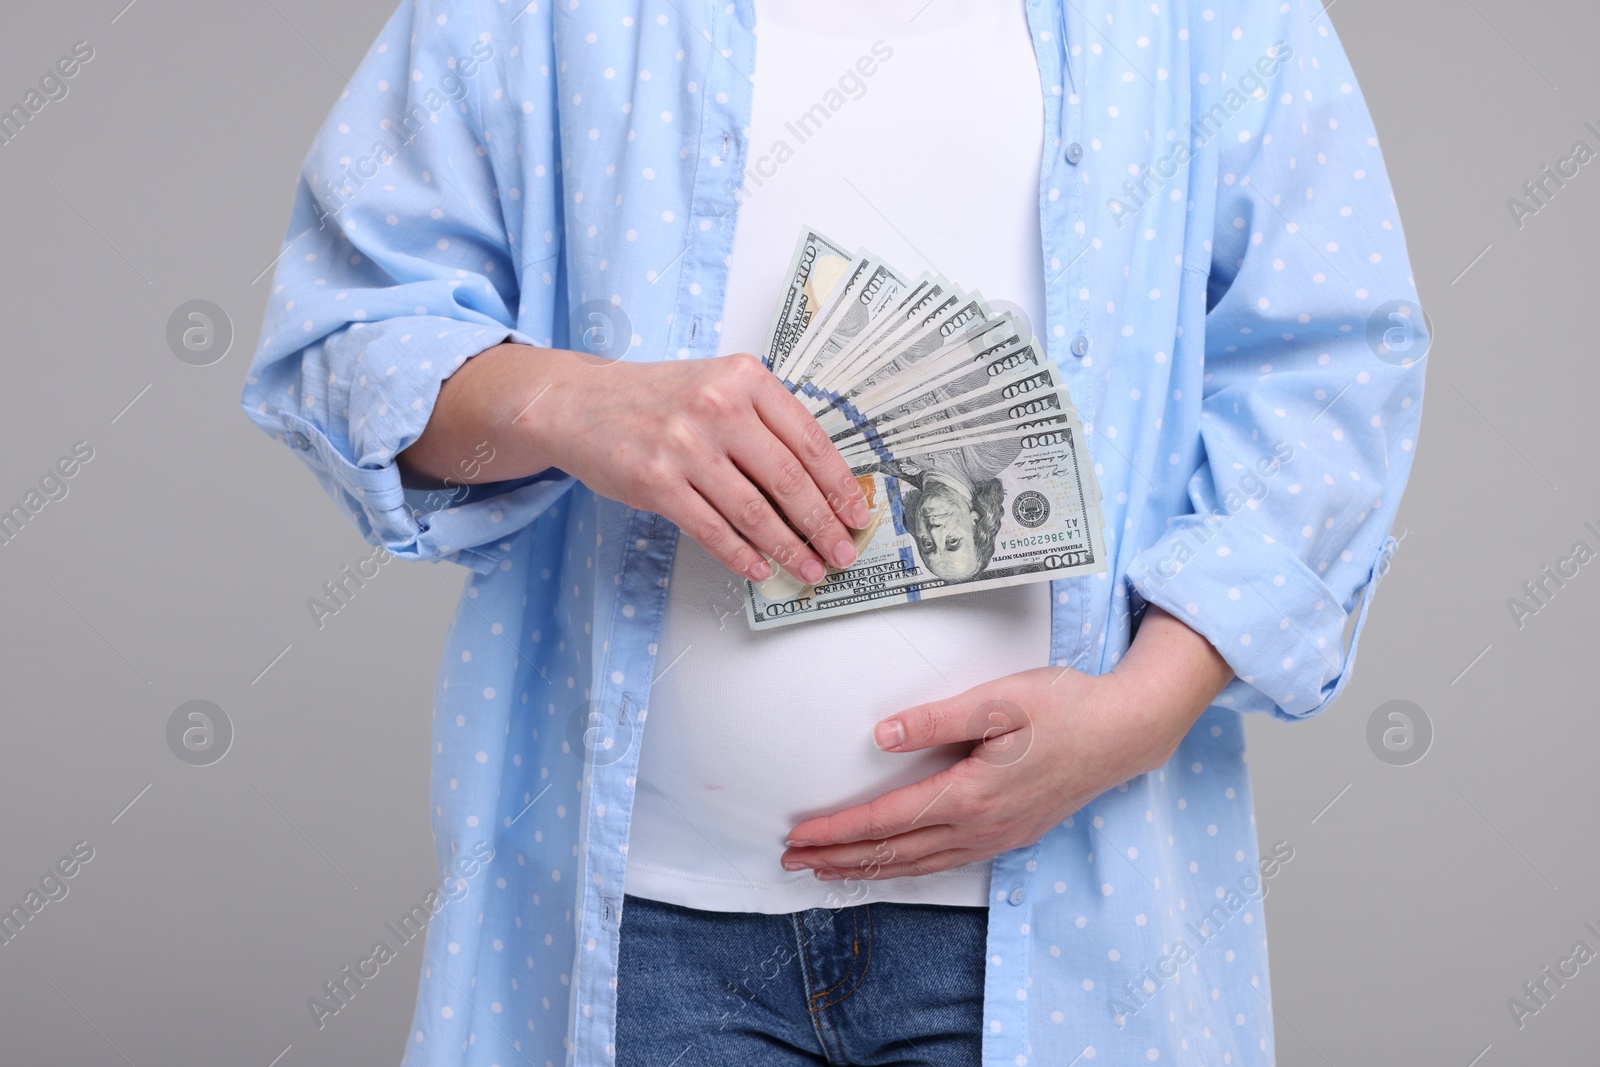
[241,0,1426,1063]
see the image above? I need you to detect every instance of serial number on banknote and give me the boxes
[1000,531,1075,549]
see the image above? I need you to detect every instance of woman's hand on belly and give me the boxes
[778,604,1235,882]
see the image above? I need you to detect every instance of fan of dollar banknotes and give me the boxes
[742,226,1107,630]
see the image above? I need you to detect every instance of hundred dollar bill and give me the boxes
[784,257,910,391]
[762,227,851,372]
[772,250,871,379]
[804,288,988,412]
[813,319,1021,436]
[745,414,1106,630]
[807,278,954,400]
[834,353,1059,453]
[744,223,1107,629]
[777,249,905,382]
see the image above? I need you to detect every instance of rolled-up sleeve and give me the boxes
[1125,0,1428,721]
[240,0,571,576]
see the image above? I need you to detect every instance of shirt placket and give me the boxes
[1031,0,1095,676]
[968,5,1090,1062]
[567,6,760,1066]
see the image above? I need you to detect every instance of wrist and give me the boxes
[1119,606,1233,701]
[504,344,590,477]
[397,342,594,489]
[1090,667,1195,778]
[1108,605,1234,771]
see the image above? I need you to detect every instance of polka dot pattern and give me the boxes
[237,1,1425,1065]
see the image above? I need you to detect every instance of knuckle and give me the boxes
[824,483,857,512]
[734,495,768,530]
[794,501,829,538]
[795,420,834,464]
[698,526,740,566]
[660,417,701,455]
[643,451,677,483]
[771,460,808,500]
[683,502,717,541]
[688,382,737,419]
[866,806,893,842]
[901,705,935,745]
[862,849,897,877]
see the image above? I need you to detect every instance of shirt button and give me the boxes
[1070,334,1089,358]
[1065,141,1083,165]
[289,431,312,450]
[1007,885,1027,906]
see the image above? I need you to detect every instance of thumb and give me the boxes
[873,692,1028,753]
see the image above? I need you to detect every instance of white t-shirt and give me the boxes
[624,0,1051,914]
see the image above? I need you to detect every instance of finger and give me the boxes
[725,423,859,570]
[782,824,956,872]
[688,453,830,584]
[749,369,872,529]
[875,690,1032,754]
[786,770,964,848]
[666,480,774,582]
[817,849,985,882]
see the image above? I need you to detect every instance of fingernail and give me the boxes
[800,559,825,583]
[751,558,772,581]
[848,500,871,527]
[873,719,905,750]
[785,838,812,848]
[832,538,857,568]
[782,859,807,871]
[817,868,842,880]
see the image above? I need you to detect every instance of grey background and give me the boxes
[0,1,1592,1064]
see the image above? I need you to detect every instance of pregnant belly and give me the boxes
[635,694,985,862]
[628,535,1054,890]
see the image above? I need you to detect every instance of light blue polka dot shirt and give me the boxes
[240,1,1427,1063]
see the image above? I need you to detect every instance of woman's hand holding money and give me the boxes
[398,342,871,583]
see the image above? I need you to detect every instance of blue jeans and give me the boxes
[615,892,988,1066]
